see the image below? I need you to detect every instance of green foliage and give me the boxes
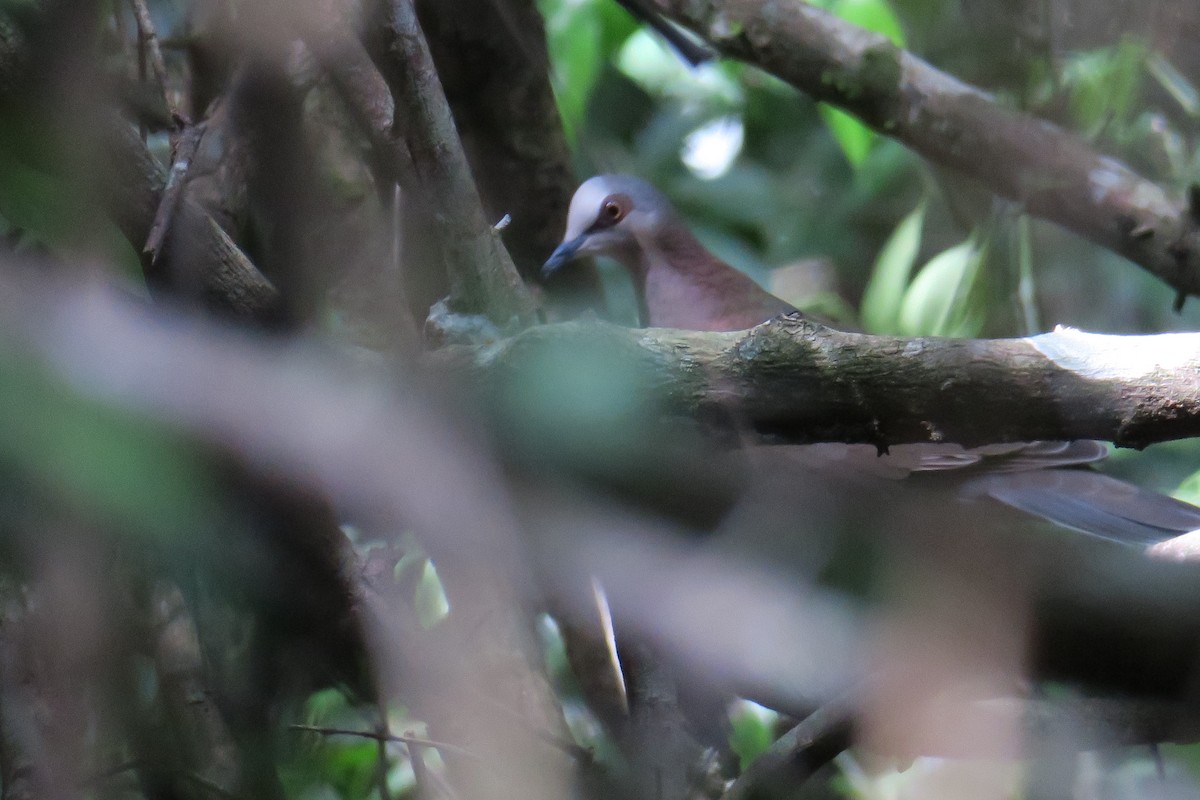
[0,345,219,538]
[727,702,777,772]
[0,135,142,279]
[828,0,906,45]
[1059,38,1147,139]
[861,200,925,333]
[815,0,906,167]
[819,105,875,167]
[1146,53,1200,119]
[539,0,638,140]
[896,233,989,337]
[618,29,742,109]
[1175,467,1200,506]
[393,541,450,628]
[414,560,449,628]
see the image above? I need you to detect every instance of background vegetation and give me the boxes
[0,0,1198,798]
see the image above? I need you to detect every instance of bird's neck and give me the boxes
[626,224,789,332]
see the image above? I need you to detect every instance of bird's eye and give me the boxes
[603,201,624,221]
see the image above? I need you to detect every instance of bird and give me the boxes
[542,174,796,332]
[541,174,1200,547]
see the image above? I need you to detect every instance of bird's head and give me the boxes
[541,175,674,280]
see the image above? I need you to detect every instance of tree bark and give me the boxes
[437,315,1200,449]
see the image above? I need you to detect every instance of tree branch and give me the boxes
[647,0,1200,307]
[0,30,276,321]
[437,316,1200,449]
[721,701,852,800]
[420,0,605,316]
[374,0,537,329]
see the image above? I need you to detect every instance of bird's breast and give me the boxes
[641,265,779,332]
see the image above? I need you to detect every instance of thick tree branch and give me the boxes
[375,0,537,329]
[421,0,605,316]
[648,0,1200,306]
[439,316,1200,449]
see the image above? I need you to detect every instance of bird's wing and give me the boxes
[759,441,1198,547]
[969,469,1200,547]
[768,440,1107,480]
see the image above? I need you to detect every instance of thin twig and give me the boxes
[287,724,480,761]
[721,701,853,800]
[614,0,713,65]
[128,0,184,127]
[374,706,392,800]
[144,122,206,265]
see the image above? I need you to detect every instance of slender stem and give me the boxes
[128,0,183,126]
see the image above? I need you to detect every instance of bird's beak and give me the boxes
[540,235,586,280]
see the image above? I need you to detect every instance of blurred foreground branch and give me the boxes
[5,274,1200,784]
[648,0,1200,308]
[438,316,1200,449]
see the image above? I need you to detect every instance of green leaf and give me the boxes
[303,688,352,725]
[831,0,906,46]
[860,200,925,334]
[897,234,989,338]
[0,347,219,539]
[414,559,450,628]
[1175,467,1200,506]
[540,0,604,141]
[1061,39,1147,136]
[728,702,777,772]
[617,28,742,107]
[819,104,874,167]
[1147,52,1200,118]
[0,139,142,281]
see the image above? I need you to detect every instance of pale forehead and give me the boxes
[564,177,615,236]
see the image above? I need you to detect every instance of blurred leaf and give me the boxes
[897,234,988,337]
[542,0,638,140]
[728,701,777,772]
[861,200,925,334]
[0,347,219,538]
[1061,39,1146,137]
[617,29,742,108]
[539,0,606,141]
[1162,743,1200,785]
[831,0,905,46]
[304,688,352,726]
[1175,467,1200,506]
[322,740,378,800]
[815,0,904,167]
[414,559,449,628]
[0,146,142,279]
[675,164,778,233]
[1146,52,1200,118]
[819,104,874,167]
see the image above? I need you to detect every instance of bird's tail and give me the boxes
[974,470,1200,548]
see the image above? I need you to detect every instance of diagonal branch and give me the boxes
[436,315,1200,449]
[647,0,1200,308]
[374,0,537,329]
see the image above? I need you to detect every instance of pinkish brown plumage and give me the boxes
[541,174,795,332]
